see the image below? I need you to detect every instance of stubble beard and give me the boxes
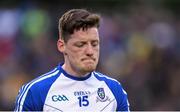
[75,61,98,75]
[82,64,97,73]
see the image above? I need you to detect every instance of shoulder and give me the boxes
[27,67,60,91]
[93,71,129,111]
[93,71,122,87]
[93,71,127,96]
[14,67,61,111]
[19,67,60,97]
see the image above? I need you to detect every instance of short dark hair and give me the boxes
[59,9,100,42]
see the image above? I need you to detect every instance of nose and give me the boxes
[85,44,93,56]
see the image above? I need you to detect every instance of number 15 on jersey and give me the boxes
[77,95,89,107]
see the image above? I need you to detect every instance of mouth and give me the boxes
[81,58,96,62]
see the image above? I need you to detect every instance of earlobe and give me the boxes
[57,39,65,53]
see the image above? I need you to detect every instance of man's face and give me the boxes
[63,27,100,74]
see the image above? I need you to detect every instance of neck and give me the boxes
[62,64,89,77]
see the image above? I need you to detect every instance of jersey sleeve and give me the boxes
[104,79,130,111]
[14,69,60,111]
[14,84,43,111]
[103,78,130,111]
[115,82,130,111]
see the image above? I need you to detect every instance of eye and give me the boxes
[91,40,99,47]
[74,42,86,48]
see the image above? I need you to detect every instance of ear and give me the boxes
[57,38,65,53]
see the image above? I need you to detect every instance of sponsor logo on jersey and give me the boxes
[74,91,91,96]
[52,94,69,102]
[96,88,110,102]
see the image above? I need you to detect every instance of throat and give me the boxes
[62,64,90,78]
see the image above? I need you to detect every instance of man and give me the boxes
[14,9,130,111]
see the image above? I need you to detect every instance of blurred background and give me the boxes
[0,0,180,110]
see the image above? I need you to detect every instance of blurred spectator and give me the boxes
[0,9,20,62]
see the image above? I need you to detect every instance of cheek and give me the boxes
[67,48,83,58]
[95,47,100,55]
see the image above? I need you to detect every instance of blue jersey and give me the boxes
[14,64,130,111]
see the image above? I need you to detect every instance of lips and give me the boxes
[81,58,95,62]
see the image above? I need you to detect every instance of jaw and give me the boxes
[80,61,97,72]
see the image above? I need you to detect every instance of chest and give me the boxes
[43,78,117,111]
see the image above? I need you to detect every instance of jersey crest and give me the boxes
[97,88,105,99]
[96,88,110,102]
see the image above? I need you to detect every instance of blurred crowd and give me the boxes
[0,0,180,110]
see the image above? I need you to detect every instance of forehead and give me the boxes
[69,27,99,41]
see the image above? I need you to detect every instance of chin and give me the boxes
[83,65,96,72]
